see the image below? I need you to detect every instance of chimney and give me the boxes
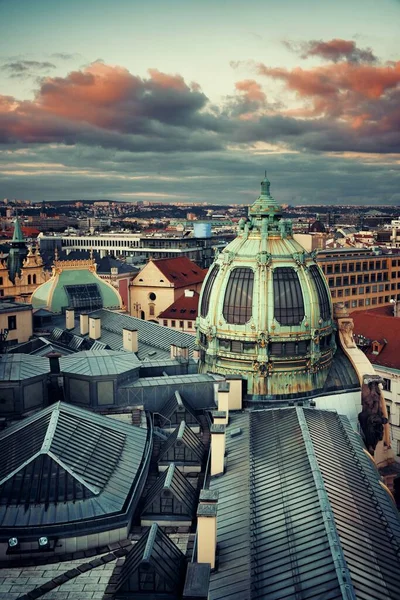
[123,328,138,353]
[170,344,177,359]
[80,313,89,336]
[210,424,225,477]
[193,348,200,360]
[217,382,230,425]
[184,289,195,297]
[47,352,61,374]
[65,308,75,330]
[89,316,101,340]
[226,376,243,410]
[183,563,210,600]
[212,410,228,426]
[196,500,218,569]
[179,346,189,361]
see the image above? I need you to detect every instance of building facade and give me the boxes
[317,247,400,312]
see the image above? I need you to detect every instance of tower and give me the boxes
[7,215,28,284]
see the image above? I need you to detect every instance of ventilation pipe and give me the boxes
[217,382,230,425]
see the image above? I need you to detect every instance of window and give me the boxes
[65,284,102,311]
[273,268,305,325]
[179,320,184,328]
[171,320,176,327]
[342,264,347,273]
[219,339,230,350]
[149,292,156,301]
[200,265,219,317]
[223,268,254,324]
[149,304,155,316]
[336,277,342,287]
[383,378,391,392]
[231,340,243,353]
[188,321,192,328]
[33,274,36,284]
[163,319,168,326]
[27,274,31,285]
[8,315,16,330]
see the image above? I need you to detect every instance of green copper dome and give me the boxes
[196,176,334,399]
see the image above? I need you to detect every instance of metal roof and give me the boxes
[158,390,201,425]
[114,523,185,597]
[159,421,205,465]
[209,408,400,600]
[0,402,148,531]
[141,462,197,518]
[70,308,196,361]
[59,349,141,377]
[0,353,50,381]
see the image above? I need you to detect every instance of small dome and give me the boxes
[197,177,334,398]
[310,219,326,233]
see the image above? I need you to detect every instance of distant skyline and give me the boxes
[0,0,399,205]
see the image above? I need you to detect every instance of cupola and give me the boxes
[196,176,335,399]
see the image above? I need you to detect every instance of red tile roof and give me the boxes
[158,292,200,320]
[151,257,206,287]
[352,307,400,370]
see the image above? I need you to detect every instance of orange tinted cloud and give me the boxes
[301,39,376,63]
[235,79,266,103]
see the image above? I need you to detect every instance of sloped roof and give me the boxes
[96,255,137,275]
[141,462,197,517]
[70,308,197,361]
[0,402,148,530]
[148,256,206,287]
[0,353,50,381]
[352,308,400,370]
[159,421,205,464]
[159,390,200,425]
[60,349,140,377]
[209,407,400,600]
[114,523,185,597]
[158,292,200,320]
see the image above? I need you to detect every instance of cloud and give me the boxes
[1,60,56,79]
[50,52,81,61]
[284,38,377,63]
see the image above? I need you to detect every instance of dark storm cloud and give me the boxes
[50,52,81,60]
[0,52,399,204]
[284,39,377,63]
[1,60,56,78]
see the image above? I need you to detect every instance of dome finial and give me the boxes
[261,171,271,196]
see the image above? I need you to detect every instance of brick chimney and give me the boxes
[210,424,226,477]
[196,501,218,569]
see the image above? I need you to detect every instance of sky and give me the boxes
[0,0,399,205]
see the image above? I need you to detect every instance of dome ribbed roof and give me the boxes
[197,177,334,399]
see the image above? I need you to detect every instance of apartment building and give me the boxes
[316,247,400,312]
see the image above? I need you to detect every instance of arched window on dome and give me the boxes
[273,267,304,325]
[223,267,254,324]
[309,265,331,321]
[200,265,219,317]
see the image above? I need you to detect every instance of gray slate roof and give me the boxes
[60,349,141,377]
[0,353,50,381]
[141,462,197,518]
[0,402,148,533]
[70,308,196,361]
[209,407,400,600]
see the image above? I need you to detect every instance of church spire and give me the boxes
[11,215,25,245]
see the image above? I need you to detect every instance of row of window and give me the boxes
[330,285,391,297]
[321,260,388,274]
[328,273,389,287]
[337,297,400,309]
[200,265,330,326]
[163,319,193,329]
[199,335,331,355]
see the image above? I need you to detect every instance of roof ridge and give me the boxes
[0,452,41,487]
[41,404,60,453]
[295,407,357,600]
[47,450,101,495]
